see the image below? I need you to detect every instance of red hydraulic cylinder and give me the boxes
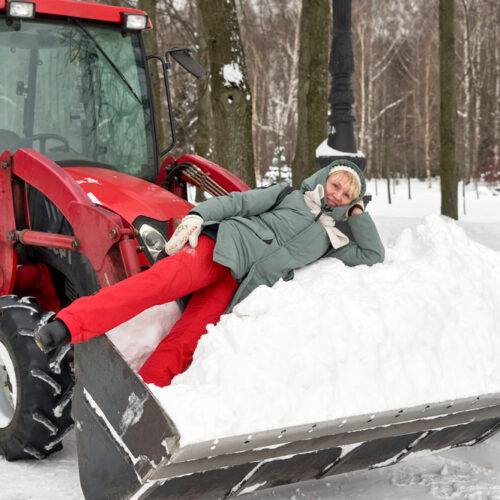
[119,236,141,278]
[17,230,79,250]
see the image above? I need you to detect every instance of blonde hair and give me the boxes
[328,170,360,200]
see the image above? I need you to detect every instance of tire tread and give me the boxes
[0,295,74,461]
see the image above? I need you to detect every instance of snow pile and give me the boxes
[221,62,243,87]
[107,302,181,372]
[149,215,500,446]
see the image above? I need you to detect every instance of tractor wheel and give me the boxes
[0,295,74,460]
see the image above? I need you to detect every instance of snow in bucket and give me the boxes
[143,215,500,445]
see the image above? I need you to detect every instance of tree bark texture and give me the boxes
[495,21,500,167]
[292,0,330,188]
[439,0,458,219]
[424,40,432,188]
[193,6,212,161]
[197,0,255,187]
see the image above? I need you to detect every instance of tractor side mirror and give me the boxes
[166,47,206,79]
[149,47,206,157]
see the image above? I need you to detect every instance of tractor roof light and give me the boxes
[122,13,148,31]
[7,1,36,18]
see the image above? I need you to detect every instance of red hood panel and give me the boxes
[65,167,192,224]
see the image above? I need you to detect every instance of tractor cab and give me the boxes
[0,3,158,182]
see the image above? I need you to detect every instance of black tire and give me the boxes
[0,295,74,460]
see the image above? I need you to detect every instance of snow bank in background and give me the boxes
[150,215,500,446]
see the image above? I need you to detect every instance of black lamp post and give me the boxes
[316,0,366,171]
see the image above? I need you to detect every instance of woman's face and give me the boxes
[325,173,356,207]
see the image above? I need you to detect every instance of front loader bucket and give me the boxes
[74,337,500,499]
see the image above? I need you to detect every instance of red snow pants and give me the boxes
[56,236,238,386]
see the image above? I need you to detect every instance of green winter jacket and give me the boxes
[191,160,384,311]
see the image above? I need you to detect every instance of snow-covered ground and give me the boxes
[1,178,500,499]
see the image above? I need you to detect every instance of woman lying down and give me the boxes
[35,159,384,387]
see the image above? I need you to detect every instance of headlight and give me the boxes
[7,1,36,18]
[122,13,148,30]
[138,224,166,261]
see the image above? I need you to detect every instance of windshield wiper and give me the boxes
[69,18,142,104]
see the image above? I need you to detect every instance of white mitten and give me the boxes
[165,214,203,255]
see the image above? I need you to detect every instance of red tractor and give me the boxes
[0,0,247,462]
[1,1,500,499]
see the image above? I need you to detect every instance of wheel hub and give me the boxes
[0,341,17,428]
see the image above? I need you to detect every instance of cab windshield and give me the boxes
[0,16,157,180]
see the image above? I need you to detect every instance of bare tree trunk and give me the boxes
[424,40,432,188]
[403,97,411,199]
[472,27,482,178]
[461,0,472,186]
[495,21,500,168]
[439,0,458,219]
[383,127,392,204]
[412,87,423,179]
[197,0,255,187]
[190,6,212,161]
[355,20,367,154]
[291,0,330,187]
[281,15,302,144]
[366,19,374,175]
[252,53,266,185]
[380,75,391,204]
